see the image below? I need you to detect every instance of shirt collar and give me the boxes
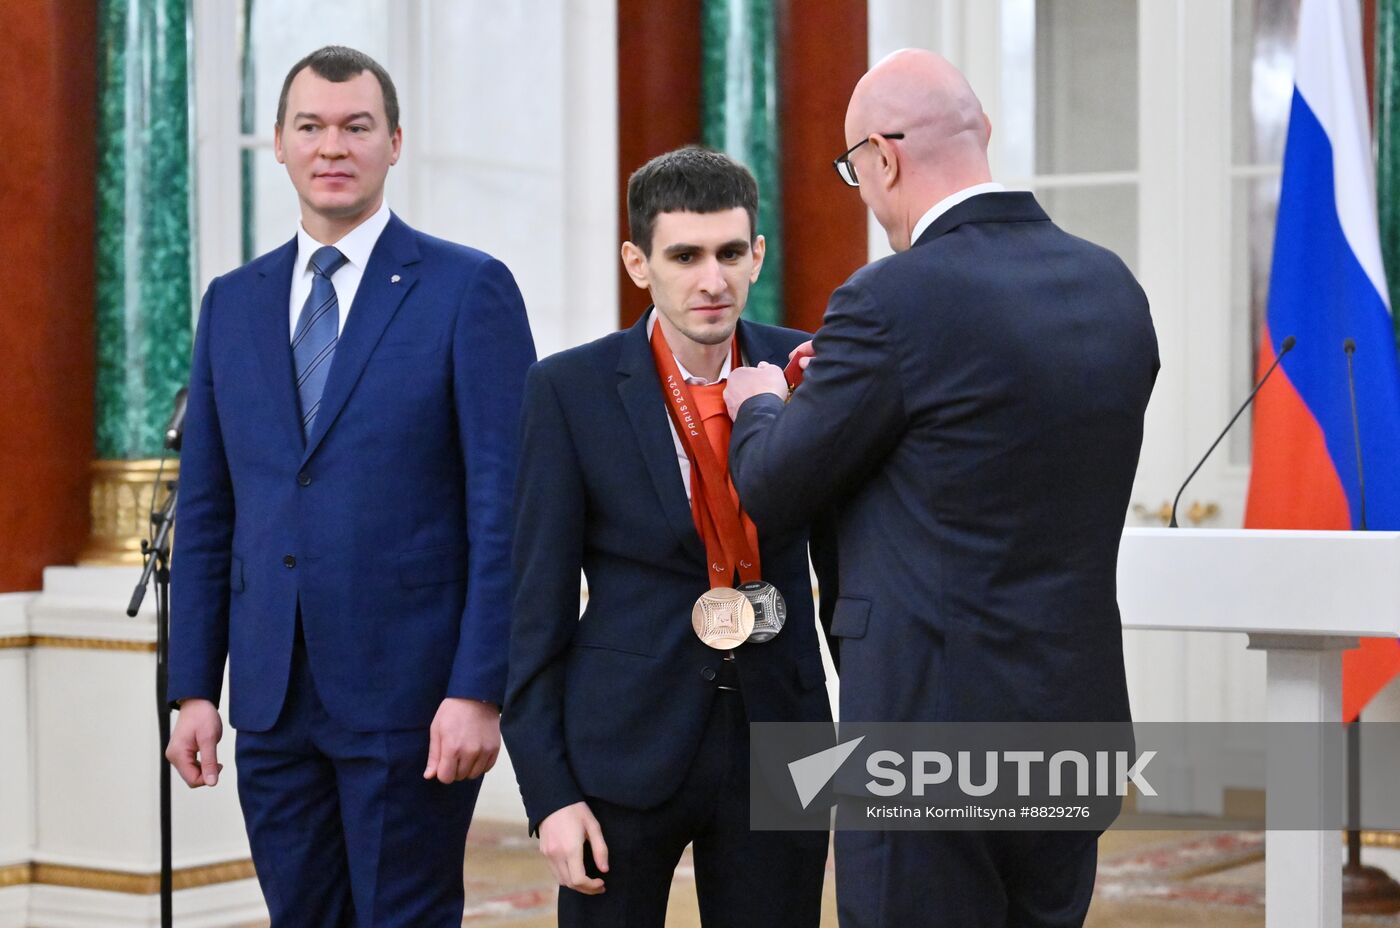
[646,310,734,385]
[910,182,1006,246]
[295,199,392,276]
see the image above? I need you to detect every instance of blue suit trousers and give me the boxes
[235,624,481,927]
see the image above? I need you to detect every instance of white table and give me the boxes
[1118,528,1400,928]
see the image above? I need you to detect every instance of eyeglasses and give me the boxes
[833,132,905,187]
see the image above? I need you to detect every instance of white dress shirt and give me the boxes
[646,311,735,501]
[909,182,1006,247]
[288,200,393,339]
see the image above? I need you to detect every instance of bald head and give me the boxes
[847,50,989,157]
[843,49,992,249]
[847,49,990,172]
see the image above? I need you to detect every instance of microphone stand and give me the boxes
[1169,335,1295,527]
[128,480,177,928]
[1339,339,1400,914]
[1342,708,1400,913]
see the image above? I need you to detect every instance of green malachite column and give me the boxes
[239,0,256,263]
[1379,0,1400,351]
[85,0,193,564]
[702,0,783,326]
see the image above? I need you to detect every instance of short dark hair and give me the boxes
[626,146,759,256]
[276,46,400,133]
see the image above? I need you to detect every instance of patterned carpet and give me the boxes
[451,822,1400,927]
[237,822,1400,925]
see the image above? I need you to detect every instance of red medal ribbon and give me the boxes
[650,319,762,589]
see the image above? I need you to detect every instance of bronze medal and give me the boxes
[692,587,756,650]
[653,321,768,651]
[738,580,787,643]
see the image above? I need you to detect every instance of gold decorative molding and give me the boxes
[0,863,29,889]
[0,636,157,652]
[1363,831,1400,849]
[16,859,254,894]
[79,459,178,567]
[29,636,156,653]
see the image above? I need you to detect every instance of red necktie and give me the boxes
[689,381,760,561]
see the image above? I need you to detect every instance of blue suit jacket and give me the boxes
[731,192,1159,726]
[169,213,537,733]
[502,312,835,829]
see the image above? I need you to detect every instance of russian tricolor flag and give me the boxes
[1244,0,1400,721]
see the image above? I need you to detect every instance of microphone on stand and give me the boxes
[1337,340,1399,909]
[129,384,187,928]
[1343,338,1368,531]
[1169,335,1296,527]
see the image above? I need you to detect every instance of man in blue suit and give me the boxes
[503,147,834,927]
[165,46,536,926]
[725,51,1159,927]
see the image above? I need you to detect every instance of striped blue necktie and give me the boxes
[292,245,348,437]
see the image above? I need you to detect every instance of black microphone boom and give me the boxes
[1343,337,1368,531]
[164,387,188,452]
[1169,335,1297,528]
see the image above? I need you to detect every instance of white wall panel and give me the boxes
[0,595,33,871]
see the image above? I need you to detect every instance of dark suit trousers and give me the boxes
[560,689,828,928]
[835,829,1098,928]
[235,625,481,927]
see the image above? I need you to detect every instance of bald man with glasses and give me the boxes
[724,49,1159,928]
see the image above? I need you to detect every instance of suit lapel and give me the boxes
[301,214,422,464]
[616,311,707,563]
[734,317,791,368]
[247,239,305,451]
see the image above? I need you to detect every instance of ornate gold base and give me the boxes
[1344,861,1400,915]
[77,459,178,566]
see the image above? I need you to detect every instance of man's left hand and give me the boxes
[424,697,500,784]
[725,362,788,419]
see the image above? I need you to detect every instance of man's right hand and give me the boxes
[537,801,609,895]
[788,339,816,370]
[166,698,224,788]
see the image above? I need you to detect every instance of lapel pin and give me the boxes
[390,274,401,284]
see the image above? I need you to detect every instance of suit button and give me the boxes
[297,472,311,487]
[701,667,716,681]
[283,555,296,568]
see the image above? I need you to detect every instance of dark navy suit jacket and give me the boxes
[730,192,1159,726]
[169,213,536,733]
[503,312,835,830]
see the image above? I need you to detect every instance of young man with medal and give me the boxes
[503,146,835,927]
